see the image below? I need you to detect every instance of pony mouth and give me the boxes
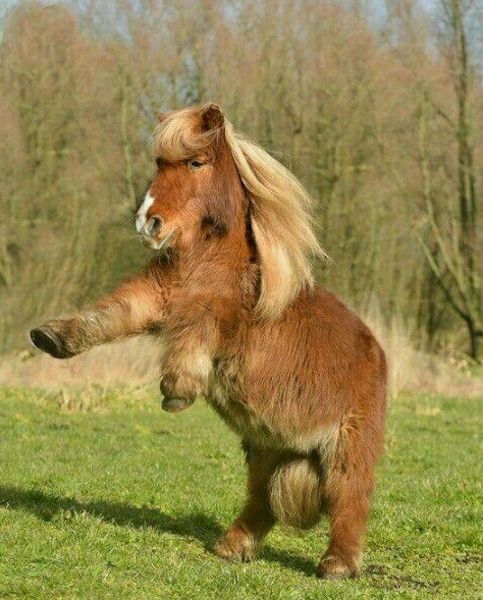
[140,229,176,252]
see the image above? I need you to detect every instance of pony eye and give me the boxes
[188,159,204,170]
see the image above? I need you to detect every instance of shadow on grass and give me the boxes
[260,547,315,576]
[0,485,315,576]
[0,484,222,547]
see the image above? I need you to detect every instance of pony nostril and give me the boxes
[146,215,163,237]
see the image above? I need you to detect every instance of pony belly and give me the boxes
[207,376,340,457]
[207,382,279,448]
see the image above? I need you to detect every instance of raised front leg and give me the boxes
[159,342,212,413]
[215,444,278,562]
[30,263,171,358]
[159,300,220,413]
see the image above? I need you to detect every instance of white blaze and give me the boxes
[135,192,155,233]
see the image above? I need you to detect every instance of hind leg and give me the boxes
[214,444,278,562]
[317,426,378,579]
[317,476,372,579]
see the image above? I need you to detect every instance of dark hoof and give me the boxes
[161,397,194,413]
[29,327,73,359]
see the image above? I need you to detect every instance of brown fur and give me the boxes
[30,103,387,579]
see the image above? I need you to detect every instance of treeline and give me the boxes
[0,0,481,360]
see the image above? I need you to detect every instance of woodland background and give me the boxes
[0,0,481,381]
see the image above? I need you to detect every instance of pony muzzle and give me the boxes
[137,214,174,251]
[140,225,175,252]
[145,215,163,238]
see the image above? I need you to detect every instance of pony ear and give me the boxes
[200,104,224,132]
[156,111,169,123]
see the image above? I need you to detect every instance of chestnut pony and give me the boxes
[30,103,387,579]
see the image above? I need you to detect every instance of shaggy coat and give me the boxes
[30,104,387,580]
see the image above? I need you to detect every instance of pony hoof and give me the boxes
[30,327,73,359]
[161,397,193,413]
[316,555,358,580]
[214,529,257,563]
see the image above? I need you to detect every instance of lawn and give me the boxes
[0,385,481,599]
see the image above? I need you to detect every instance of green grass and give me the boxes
[0,386,481,599]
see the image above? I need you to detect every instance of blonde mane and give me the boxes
[152,104,326,319]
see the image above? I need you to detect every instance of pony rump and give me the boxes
[152,104,326,319]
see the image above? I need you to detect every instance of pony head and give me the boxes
[135,103,325,318]
[136,104,236,253]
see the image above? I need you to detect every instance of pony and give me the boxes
[30,103,387,579]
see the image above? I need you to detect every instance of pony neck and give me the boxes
[175,202,255,306]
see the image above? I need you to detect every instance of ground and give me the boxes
[0,386,481,599]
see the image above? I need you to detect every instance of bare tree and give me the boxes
[417,0,482,360]
[0,0,481,360]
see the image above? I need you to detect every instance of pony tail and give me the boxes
[223,121,326,319]
[269,457,323,529]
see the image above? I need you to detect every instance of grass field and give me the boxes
[0,385,481,599]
